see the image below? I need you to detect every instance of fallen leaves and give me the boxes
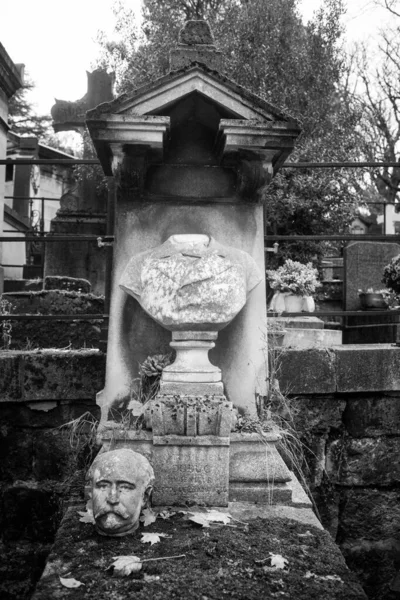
[141,532,170,545]
[110,556,142,576]
[140,507,157,527]
[77,510,95,524]
[158,510,176,520]
[269,553,289,570]
[59,576,85,588]
[109,554,186,577]
[305,571,343,582]
[77,499,95,524]
[183,509,233,528]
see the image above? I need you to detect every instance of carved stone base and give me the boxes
[152,435,230,506]
[145,394,233,436]
[97,430,309,508]
[160,331,223,396]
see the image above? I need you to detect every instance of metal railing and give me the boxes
[1,157,400,327]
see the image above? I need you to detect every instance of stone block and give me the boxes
[32,430,72,481]
[229,482,292,504]
[282,327,342,348]
[338,438,400,487]
[22,350,105,400]
[289,396,346,434]
[229,432,291,483]
[344,241,400,310]
[336,346,400,392]
[339,488,400,542]
[277,348,337,395]
[152,436,229,506]
[43,276,91,293]
[170,47,223,71]
[0,400,99,430]
[273,317,324,329]
[100,431,154,479]
[0,428,33,480]
[0,350,105,403]
[341,540,398,600]
[0,352,21,400]
[1,484,60,542]
[179,20,215,45]
[344,395,400,437]
[149,395,232,436]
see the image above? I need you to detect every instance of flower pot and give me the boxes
[269,292,315,313]
[284,294,304,312]
[359,292,388,310]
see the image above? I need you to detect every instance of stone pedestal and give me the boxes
[153,435,229,506]
[160,331,223,395]
[147,395,233,437]
[99,429,301,508]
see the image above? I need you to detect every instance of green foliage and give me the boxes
[382,254,400,294]
[8,74,52,139]
[266,259,321,296]
[8,72,76,154]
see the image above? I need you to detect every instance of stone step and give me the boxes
[2,290,104,350]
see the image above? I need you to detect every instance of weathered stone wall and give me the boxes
[278,345,400,600]
[3,291,104,349]
[0,350,105,600]
[1,345,400,599]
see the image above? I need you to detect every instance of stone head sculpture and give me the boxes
[89,449,154,537]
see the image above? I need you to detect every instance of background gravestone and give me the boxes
[344,241,400,343]
[344,241,400,310]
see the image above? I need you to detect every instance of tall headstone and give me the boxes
[344,241,400,343]
[87,21,300,506]
[344,241,400,310]
[44,69,114,294]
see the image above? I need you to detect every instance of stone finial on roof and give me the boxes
[178,20,215,45]
[170,19,223,72]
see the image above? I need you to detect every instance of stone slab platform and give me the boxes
[31,502,367,600]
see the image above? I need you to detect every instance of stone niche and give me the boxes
[87,20,300,507]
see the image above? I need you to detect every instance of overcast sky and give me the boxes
[0,0,391,118]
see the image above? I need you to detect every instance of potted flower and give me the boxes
[266,259,321,313]
[383,254,400,296]
[358,287,394,310]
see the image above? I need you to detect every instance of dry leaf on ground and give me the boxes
[77,510,95,524]
[140,508,157,527]
[269,553,289,569]
[185,510,232,528]
[110,556,142,576]
[59,576,85,588]
[141,532,170,545]
[158,510,176,520]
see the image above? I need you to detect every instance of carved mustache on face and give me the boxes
[94,506,130,520]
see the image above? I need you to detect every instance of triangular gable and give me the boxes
[87,64,298,126]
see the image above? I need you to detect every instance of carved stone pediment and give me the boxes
[86,64,301,199]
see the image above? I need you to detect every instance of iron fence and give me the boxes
[1,157,400,326]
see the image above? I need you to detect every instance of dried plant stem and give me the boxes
[142,554,186,563]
